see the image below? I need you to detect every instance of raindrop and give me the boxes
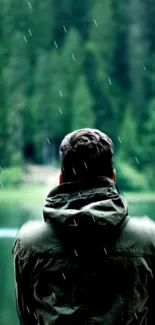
[47,138,51,145]
[84,162,88,169]
[135,157,139,164]
[59,107,63,114]
[74,249,78,257]
[59,90,63,97]
[54,41,58,48]
[28,1,32,9]
[23,35,27,43]
[28,29,32,36]
[108,77,112,85]
[62,272,66,280]
[72,167,76,175]
[72,54,76,61]
[73,219,77,226]
[63,26,68,34]
[93,19,98,26]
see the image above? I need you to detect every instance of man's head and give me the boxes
[59,128,115,183]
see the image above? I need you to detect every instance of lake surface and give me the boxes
[0,195,155,325]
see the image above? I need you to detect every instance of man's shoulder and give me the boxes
[123,216,155,252]
[128,216,155,233]
[14,220,55,253]
[18,219,50,238]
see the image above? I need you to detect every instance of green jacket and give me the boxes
[13,177,155,325]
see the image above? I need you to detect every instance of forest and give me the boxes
[0,0,155,191]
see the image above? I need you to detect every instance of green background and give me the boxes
[0,0,155,324]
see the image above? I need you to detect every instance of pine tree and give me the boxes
[118,105,138,167]
[60,28,84,133]
[85,0,118,139]
[72,75,95,130]
[31,0,55,50]
[30,50,52,164]
[4,31,29,166]
[0,67,8,167]
[141,99,155,186]
[128,0,149,120]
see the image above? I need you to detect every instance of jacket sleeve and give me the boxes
[13,237,38,325]
[148,254,155,325]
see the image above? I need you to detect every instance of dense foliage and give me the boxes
[0,0,155,190]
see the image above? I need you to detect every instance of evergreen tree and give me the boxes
[85,0,118,139]
[0,68,8,167]
[118,105,138,167]
[4,31,29,166]
[60,28,84,132]
[141,99,155,185]
[0,0,155,190]
[72,74,95,130]
[32,0,55,50]
[30,50,52,164]
[128,0,149,120]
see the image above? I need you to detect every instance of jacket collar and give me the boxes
[45,176,117,198]
[43,177,129,236]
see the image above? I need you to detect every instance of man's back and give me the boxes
[13,177,155,325]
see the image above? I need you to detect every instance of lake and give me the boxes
[0,189,155,325]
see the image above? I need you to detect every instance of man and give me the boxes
[13,128,155,325]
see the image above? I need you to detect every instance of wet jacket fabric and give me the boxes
[13,177,155,325]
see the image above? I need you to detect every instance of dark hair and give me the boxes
[59,128,114,182]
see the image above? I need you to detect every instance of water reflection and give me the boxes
[0,229,18,238]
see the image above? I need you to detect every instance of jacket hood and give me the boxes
[43,177,129,247]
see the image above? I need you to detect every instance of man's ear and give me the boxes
[59,173,64,185]
[112,169,116,182]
